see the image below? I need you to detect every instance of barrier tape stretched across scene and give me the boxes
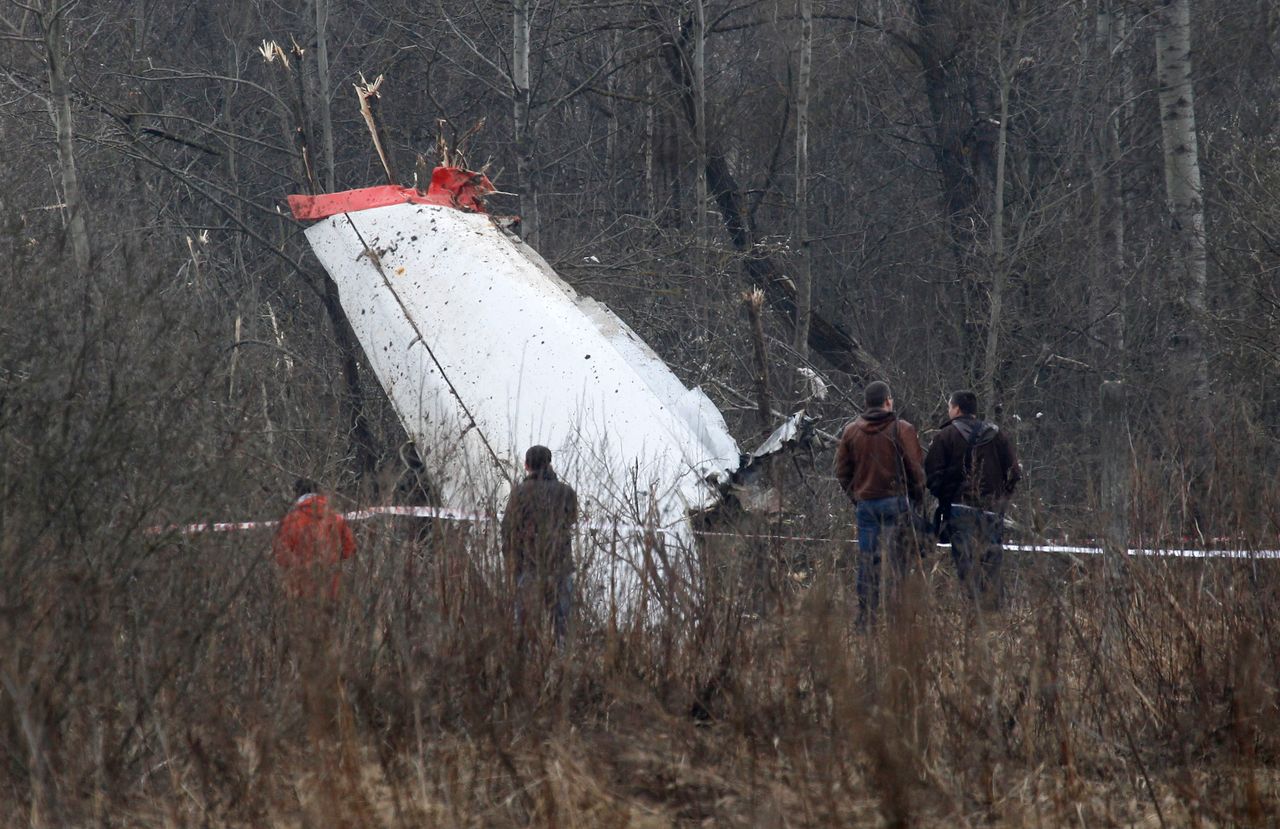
[146,504,1280,560]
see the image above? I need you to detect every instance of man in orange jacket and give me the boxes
[272,478,357,601]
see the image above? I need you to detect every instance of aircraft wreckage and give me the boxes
[290,167,810,610]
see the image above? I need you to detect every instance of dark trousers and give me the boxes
[947,505,1004,604]
[855,496,910,620]
[515,570,573,644]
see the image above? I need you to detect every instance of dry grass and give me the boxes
[1,224,1277,828]
[2,511,1277,827]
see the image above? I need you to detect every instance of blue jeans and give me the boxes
[947,505,1004,604]
[855,496,910,618]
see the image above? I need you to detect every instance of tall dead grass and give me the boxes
[2,225,1278,827]
[3,506,1278,827]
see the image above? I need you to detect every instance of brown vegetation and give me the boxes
[3,0,1280,824]
[3,489,1279,826]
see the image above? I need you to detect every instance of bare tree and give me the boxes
[1090,0,1132,598]
[304,0,336,191]
[1154,0,1209,405]
[650,1,882,379]
[980,1,1027,409]
[513,0,539,245]
[692,0,708,261]
[791,0,813,367]
[38,0,92,277]
[1089,0,1129,379]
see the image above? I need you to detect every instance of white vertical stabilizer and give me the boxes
[304,203,741,609]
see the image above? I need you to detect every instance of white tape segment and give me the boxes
[144,505,1280,560]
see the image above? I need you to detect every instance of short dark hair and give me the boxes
[293,477,319,499]
[950,390,978,416]
[864,380,891,409]
[525,445,552,471]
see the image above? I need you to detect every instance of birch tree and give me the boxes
[513,0,539,246]
[1154,0,1209,405]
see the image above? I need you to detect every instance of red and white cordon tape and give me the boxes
[146,506,1280,560]
[153,505,659,537]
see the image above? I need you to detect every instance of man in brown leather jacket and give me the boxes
[925,390,1021,605]
[501,445,579,643]
[834,381,925,619]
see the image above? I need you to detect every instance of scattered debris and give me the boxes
[796,366,829,401]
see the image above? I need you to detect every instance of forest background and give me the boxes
[1,0,1279,826]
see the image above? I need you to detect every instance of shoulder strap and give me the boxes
[889,418,910,498]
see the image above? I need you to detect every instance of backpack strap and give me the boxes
[960,419,985,502]
[889,419,922,507]
[888,417,906,497]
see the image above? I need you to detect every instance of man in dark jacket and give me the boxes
[501,445,579,643]
[834,381,926,619]
[925,390,1021,604]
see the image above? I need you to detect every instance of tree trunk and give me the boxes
[792,0,813,366]
[1089,0,1127,378]
[654,8,882,380]
[1154,0,1209,404]
[513,0,539,246]
[606,31,620,205]
[309,0,336,191]
[705,153,882,379]
[981,9,1023,410]
[692,0,709,288]
[1099,380,1131,670]
[43,3,92,277]
[1090,2,1132,579]
[645,64,657,220]
[1099,381,1130,578]
[912,0,991,385]
[321,276,380,485]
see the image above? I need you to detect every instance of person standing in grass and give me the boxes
[925,390,1021,606]
[272,478,357,755]
[834,380,926,622]
[501,445,579,644]
[272,478,357,602]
